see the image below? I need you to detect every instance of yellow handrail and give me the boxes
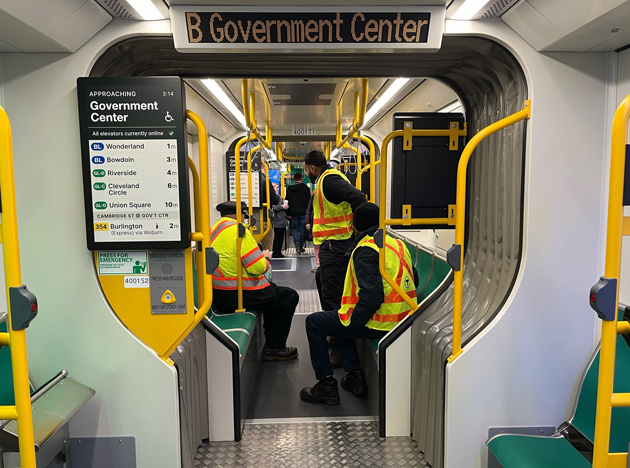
[450,100,531,362]
[359,135,376,203]
[592,93,630,468]
[187,155,203,305]
[256,160,273,242]
[280,165,290,199]
[234,135,248,312]
[162,110,212,357]
[246,145,261,226]
[336,79,369,150]
[242,80,271,150]
[378,128,457,316]
[0,106,36,467]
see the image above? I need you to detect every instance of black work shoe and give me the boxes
[271,253,285,258]
[262,346,298,361]
[300,377,340,405]
[341,370,368,397]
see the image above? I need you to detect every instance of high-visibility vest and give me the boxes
[209,217,270,291]
[312,168,354,245]
[338,235,417,331]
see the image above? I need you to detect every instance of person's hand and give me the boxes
[306,224,311,230]
[282,203,288,210]
[262,249,272,259]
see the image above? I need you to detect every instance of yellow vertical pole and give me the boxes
[592,93,630,468]
[246,145,261,232]
[0,106,36,467]
[234,135,248,313]
[378,131,420,311]
[162,110,213,357]
[359,135,376,203]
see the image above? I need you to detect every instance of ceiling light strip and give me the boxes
[201,79,247,130]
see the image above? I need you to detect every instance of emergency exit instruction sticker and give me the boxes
[97,251,148,275]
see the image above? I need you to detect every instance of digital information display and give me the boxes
[77,77,190,250]
[226,151,262,209]
[171,6,445,53]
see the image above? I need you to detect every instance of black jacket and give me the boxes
[286,182,311,216]
[345,226,420,328]
[315,165,366,213]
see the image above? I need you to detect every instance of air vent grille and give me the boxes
[95,0,136,19]
[267,83,336,106]
[480,0,519,19]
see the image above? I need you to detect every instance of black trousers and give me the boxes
[213,283,299,350]
[306,310,386,380]
[317,238,354,311]
[272,227,286,255]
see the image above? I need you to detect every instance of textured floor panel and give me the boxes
[295,289,321,315]
[194,421,430,467]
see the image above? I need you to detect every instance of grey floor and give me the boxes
[194,250,430,467]
[194,421,429,467]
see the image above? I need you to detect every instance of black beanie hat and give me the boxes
[354,202,379,233]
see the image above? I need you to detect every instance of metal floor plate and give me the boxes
[194,421,430,467]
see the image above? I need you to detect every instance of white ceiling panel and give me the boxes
[0,0,111,52]
[502,0,630,51]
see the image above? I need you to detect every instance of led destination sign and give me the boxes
[77,77,190,251]
[172,7,445,52]
[187,12,429,44]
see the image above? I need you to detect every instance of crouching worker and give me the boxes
[210,201,299,361]
[300,202,418,405]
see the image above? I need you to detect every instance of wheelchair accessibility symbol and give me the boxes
[165,111,174,123]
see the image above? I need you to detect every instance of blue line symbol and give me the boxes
[91,142,104,151]
[92,156,105,164]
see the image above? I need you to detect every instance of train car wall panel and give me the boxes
[617,47,630,307]
[0,20,183,468]
[442,20,605,468]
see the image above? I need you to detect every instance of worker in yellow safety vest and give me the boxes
[300,202,418,405]
[210,200,299,361]
[303,149,368,369]
[303,149,367,311]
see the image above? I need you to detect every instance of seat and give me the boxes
[487,327,630,467]
[0,318,95,467]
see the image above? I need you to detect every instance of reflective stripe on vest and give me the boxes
[209,217,270,291]
[338,235,417,331]
[312,169,354,245]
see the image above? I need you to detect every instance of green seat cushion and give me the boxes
[207,310,259,354]
[224,330,250,355]
[488,435,591,468]
[571,333,630,452]
[403,242,451,302]
[210,312,257,335]
[0,321,15,406]
[370,338,379,353]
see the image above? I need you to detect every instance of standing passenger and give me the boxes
[210,201,299,361]
[285,172,311,254]
[302,150,366,311]
[271,198,289,258]
[259,169,281,252]
[300,203,419,405]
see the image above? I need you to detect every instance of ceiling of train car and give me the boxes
[185,76,460,157]
[1,1,630,53]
